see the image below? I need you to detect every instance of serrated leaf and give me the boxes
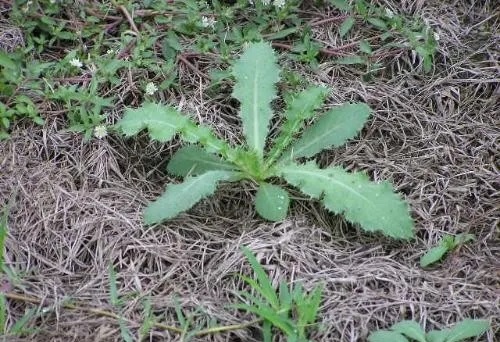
[445,319,489,342]
[279,162,414,239]
[167,145,236,177]
[420,244,450,268]
[426,329,451,342]
[283,103,371,160]
[116,102,187,142]
[284,86,329,121]
[255,183,290,221]
[339,17,355,38]
[232,42,280,158]
[144,171,239,224]
[391,320,426,342]
[368,330,409,342]
[266,87,328,166]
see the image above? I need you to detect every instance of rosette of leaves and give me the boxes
[116,42,414,239]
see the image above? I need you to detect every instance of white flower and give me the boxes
[261,0,271,5]
[273,0,285,8]
[433,32,440,41]
[106,49,114,55]
[385,8,394,19]
[22,0,32,12]
[201,16,216,29]
[93,125,107,139]
[69,58,83,68]
[145,82,158,96]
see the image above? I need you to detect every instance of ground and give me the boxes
[0,0,498,341]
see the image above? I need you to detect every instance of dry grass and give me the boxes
[0,0,498,341]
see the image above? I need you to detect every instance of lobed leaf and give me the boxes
[390,320,426,342]
[116,102,187,142]
[254,183,290,221]
[167,145,236,177]
[282,103,371,161]
[232,42,280,158]
[278,162,414,239]
[144,171,239,224]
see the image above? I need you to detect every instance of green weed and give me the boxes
[235,246,323,342]
[368,319,490,342]
[116,42,414,239]
[420,233,475,268]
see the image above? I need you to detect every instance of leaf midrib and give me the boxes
[283,167,372,206]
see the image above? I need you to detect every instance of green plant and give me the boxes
[0,51,48,139]
[420,233,475,268]
[368,319,490,342]
[330,0,438,72]
[116,41,413,238]
[235,246,322,342]
[108,265,134,342]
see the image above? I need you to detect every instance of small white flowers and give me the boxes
[261,0,271,5]
[434,32,440,41]
[93,125,108,139]
[201,16,216,29]
[385,8,395,19]
[69,58,83,68]
[22,0,33,13]
[145,82,158,96]
[273,0,286,8]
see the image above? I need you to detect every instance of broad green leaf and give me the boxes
[339,17,355,38]
[232,42,280,158]
[367,17,388,30]
[391,320,426,342]
[329,0,351,11]
[279,162,414,239]
[445,319,490,342]
[266,27,299,40]
[359,40,373,54]
[368,330,409,342]
[116,102,187,142]
[284,86,328,121]
[283,103,371,160]
[0,52,17,70]
[420,244,449,268]
[241,246,280,310]
[426,329,451,342]
[167,145,236,177]
[144,171,238,224]
[254,183,290,221]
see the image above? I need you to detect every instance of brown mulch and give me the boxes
[0,0,498,341]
